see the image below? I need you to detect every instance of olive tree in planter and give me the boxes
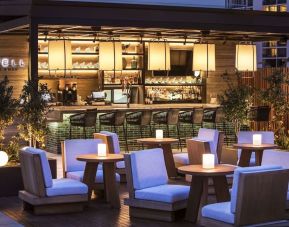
[218,71,253,135]
[258,70,289,148]
[18,80,50,148]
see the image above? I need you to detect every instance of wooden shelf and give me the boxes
[38,68,98,71]
[145,83,204,86]
[39,76,97,80]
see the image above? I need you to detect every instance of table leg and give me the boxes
[103,162,120,209]
[161,144,177,178]
[212,176,230,202]
[238,149,252,167]
[185,176,205,223]
[83,162,98,202]
[255,150,264,166]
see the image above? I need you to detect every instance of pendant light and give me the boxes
[192,43,216,74]
[235,44,257,71]
[148,42,170,71]
[48,40,72,71]
[99,42,122,70]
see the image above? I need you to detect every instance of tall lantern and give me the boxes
[48,40,72,71]
[99,42,122,70]
[193,43,215,74]
[148,42,170,71]
[235,44,257,71]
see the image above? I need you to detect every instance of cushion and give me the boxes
[63,139,102,172]
[287,191,289,209]
[135,184,190,203]
[130,148,168,190]
[173,153,189,165]
[231,165,282,213]
[237,131,274,160]
[116,160,125,169]
[202,202,234,224]
[100,131,121,154]
[196,128,219,163]
[46,178,88,197]
[66,170,120,183]
[21,147,53,188]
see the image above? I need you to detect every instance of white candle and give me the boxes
[156,130,163,139]
[253,134,262,146]
[202,154,215,169]
[98,143,107,157]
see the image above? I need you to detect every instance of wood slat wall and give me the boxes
[0,35,29,98]
[240,68,289,131]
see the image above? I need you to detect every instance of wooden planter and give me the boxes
[0,158,57,197]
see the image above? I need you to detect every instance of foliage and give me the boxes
[258,70,289,148]
[4,136,21,164]
[18,80,50,148]
[0,76,18,146]
[218,71,253,134]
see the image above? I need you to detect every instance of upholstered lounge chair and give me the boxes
[262,150,289,210]
[94,131,126,182]
[19,147,88,215]
[124,148,190,222]
[173,128,224,167]
[201,165,289,227]
[61,139,120,191]
[237,131,274,166]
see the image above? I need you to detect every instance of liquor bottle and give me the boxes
[131,56,137,69]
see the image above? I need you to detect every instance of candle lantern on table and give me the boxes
[98,143,107,157]
[202,154,215,169]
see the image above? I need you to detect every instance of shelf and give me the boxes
[145,83,204,86]
[39,52,143,56]
[38,68,98,71]
[38,76,97,80]
[150,100,203,104]
[103,84,142,87]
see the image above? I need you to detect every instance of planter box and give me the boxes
[0,158,57,197]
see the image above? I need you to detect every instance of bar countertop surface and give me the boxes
[47,103,220,122]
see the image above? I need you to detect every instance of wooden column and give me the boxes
[29,20,38,83]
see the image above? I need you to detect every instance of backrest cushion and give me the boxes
[237,131,274,159]
[130,148,168,190]
[196,128,219,163]
[21,147,53,188]
[63,139,102,172]
[231,165,282,213]
[100,131,121,154]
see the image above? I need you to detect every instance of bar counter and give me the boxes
[46,103,222,154]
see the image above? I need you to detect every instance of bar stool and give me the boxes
[202,108,217,129]
[69,108,97,139]
[99,111,128,152]
[126,110,152,138]
[178,108,203,138]
[152,109,181,151]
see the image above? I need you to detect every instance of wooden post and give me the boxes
[29,20,38,84]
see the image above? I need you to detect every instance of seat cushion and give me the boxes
[46,178,88,197]
[21,147,53,188]
[100,131,121,154]
[63,139,102,172]
[66,170,120,183]
[287,191,289,209]
[231,165,282,213]
[116,160,125,169]
[130,148,168,190]
[135,184,190,203]
[202,202,235,224]
[173,153,189,165]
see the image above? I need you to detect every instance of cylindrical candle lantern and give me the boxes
[202,154,215,169]
[156,129,163,139]
[98,143,107,157]
[253,134,262,146]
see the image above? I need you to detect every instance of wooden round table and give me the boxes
[178,164,236,223]
[233,143,278,167]
[137,138,178,178]
[77,154,123,208]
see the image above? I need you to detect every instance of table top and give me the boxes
[178,164,236,176]
[136,138,178,144]
[233,143,278,150]
[76,154,124,163]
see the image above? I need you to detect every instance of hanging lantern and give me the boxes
[48,40,72,70]
[148,42,170,70]
[235,44,257,71]
[99,42,122,70]
[193,43,215,72]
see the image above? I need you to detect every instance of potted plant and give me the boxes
[18,80,50,148]
[218,71,253,135]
